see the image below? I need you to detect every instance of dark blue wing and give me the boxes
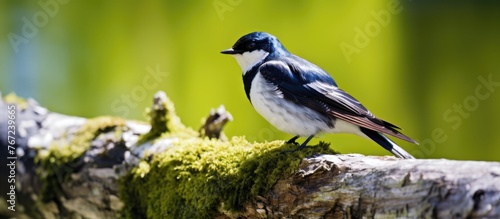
[258,57,417,144]
[271,55,338,86]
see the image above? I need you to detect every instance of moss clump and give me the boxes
[3,92,28,109]
[120,137,336,219]
[138,93,197,144]
[37,116,126,201]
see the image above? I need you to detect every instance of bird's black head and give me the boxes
[221,32,287,55]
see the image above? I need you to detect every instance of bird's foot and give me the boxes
[286,136,300,145]
[281,135,314,154]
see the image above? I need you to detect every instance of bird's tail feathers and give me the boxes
[360,127,415,159]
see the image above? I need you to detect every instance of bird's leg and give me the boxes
[282,135,314,153]
[286,135,300,145]
[294,135,314,151]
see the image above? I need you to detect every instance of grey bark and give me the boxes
[239,155,500,218]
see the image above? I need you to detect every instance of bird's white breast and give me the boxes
[249,73,335,136]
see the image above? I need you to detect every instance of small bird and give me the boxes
[221,32,417,159]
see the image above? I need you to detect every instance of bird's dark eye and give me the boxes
[247,42,256,50]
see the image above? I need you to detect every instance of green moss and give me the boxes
[137,93,197,144]
[3,92,28,109]
[36,116,126,201]
[120,137,336,219]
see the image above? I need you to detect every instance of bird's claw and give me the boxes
[286,136,300,145]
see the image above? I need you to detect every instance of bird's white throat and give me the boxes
[232,50,269,74]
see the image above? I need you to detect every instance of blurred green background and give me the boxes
[1,1,499,161]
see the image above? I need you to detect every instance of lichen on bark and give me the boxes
[36,116,126,201]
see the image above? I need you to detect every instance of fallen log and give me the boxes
[0,91,498,219]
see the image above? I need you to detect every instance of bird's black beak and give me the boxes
[220,48,239,54]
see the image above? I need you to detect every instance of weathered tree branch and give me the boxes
[240,155,500,218]
[1,91,499,219]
